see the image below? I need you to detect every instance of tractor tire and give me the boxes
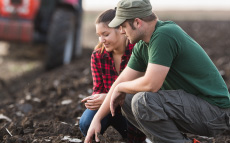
[45,8,81,70]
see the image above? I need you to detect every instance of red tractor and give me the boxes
[0,0,83,69]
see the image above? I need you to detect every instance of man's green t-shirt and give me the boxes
[128,20,230,108]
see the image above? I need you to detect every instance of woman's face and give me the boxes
[96,23,123,52]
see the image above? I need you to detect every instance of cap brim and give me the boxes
[108,17,126,28]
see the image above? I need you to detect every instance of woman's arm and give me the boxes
[84,66,144,142]
[82,52,107,110]
[91,52,107,94]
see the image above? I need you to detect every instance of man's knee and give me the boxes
[131,92,151,118]
[131,92,145,108]
[131,92,167,121]
[131,92,158,110]
[123,92,146,112]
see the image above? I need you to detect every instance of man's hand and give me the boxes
[84,119,101,143]
[81,94,107,110]
[110,86,126,116]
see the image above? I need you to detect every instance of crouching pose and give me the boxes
[79,9,146,143]
[84,0,230,143]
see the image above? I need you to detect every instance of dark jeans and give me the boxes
[79,108,128,138]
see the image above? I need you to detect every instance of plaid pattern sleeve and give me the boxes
[91,50,107,94]
[91,43,146,142]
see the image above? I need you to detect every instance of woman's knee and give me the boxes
[79,109,97,136]
[79,116,92,136]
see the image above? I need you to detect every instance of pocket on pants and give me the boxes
[159,90,194,124]
[206,112,230,136]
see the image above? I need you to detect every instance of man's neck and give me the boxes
[142,19,158,43]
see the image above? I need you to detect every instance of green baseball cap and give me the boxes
[109,0,152,28]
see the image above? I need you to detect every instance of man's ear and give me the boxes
[134,18,142,28]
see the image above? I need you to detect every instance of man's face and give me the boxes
[120,21,141,44]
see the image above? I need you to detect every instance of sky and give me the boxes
[83,0,230,11]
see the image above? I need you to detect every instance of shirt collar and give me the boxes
[101,50,111,58]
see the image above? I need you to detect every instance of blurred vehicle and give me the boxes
[0,0,83,70]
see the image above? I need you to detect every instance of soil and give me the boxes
[0,20,230,143]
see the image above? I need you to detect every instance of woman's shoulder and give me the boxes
[91,48,106,59]
[92,49,100,57]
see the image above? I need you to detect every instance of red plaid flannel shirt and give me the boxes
[90,43,146,142]
[91,43,134,94]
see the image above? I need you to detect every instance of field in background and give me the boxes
[0,10,229,82]
[0,10,229,142]
[82,10,230,48]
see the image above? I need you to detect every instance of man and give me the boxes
[84,0,230,142]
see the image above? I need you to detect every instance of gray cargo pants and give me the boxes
[121,90,230,143]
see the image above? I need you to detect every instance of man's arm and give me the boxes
[110,63,169,116]
[84,66,144,143]
[117,63,169,93]
[93,66,144,120]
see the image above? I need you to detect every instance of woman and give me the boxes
[79,9,146,142]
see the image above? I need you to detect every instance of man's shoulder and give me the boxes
[151,20,185,41]
[155,20,179,33]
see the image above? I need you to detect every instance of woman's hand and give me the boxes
[81,93,107,110]
[84,118,101,143]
